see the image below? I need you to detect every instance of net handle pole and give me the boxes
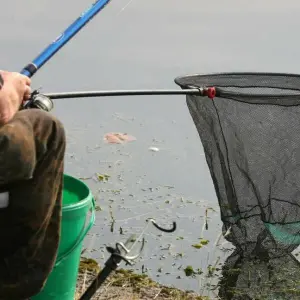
[44,88,205,99]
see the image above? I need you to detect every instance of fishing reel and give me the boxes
[23,90,54,112]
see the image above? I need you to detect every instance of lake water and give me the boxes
[2,0,300,298]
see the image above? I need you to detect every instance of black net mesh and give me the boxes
[175,73,300,259]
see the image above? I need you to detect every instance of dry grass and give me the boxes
[75,257,208,300]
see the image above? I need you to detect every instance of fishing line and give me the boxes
[127,220,151,253]
[116,0,137,16]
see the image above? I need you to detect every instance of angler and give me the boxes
[0,0,111,299]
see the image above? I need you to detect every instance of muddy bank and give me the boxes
[75,257,207,300]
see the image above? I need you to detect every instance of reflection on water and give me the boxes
[218,252,300,300]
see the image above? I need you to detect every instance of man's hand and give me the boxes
[0,70,31,125]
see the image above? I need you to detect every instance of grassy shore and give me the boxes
[75,257,208,300]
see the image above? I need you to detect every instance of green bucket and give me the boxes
[31,174,96,300]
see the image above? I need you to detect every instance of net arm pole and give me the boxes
[44,88,208,99]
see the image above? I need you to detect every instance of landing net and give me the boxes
[175,72,300,258]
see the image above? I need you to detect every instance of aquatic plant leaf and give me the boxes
[96,173,110,182]
[192,244,203,249]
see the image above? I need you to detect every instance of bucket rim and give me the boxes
[62,173,93,212]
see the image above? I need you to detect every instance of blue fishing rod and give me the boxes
[20,0,205,111]
[21,0,206,112]
[21,0,111,78]
[22,0,112,110]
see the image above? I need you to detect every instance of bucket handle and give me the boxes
[55,198,96,267]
